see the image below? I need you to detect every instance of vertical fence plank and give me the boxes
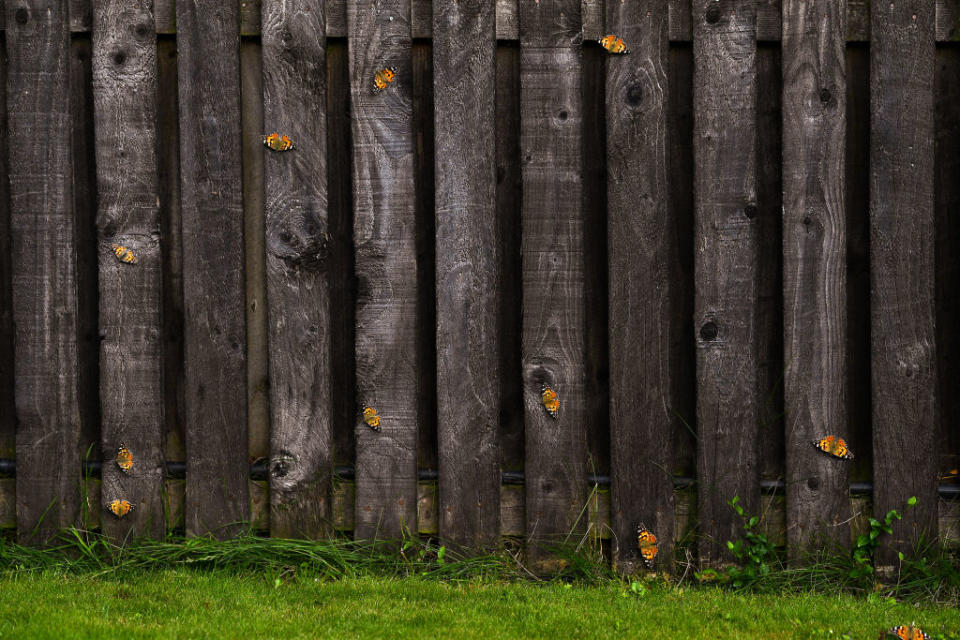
[870,0,938,565]
[518,0,587,570]
[605,0,675,573]
[348,0,418,540]
[262,0,333,539]
[433,0,499,549]
[7,0,81,543]
[782,0,849,557]
[0,36,12,464]
[692,0,760,564]
[92,0,164,539]
[176,0,248,537]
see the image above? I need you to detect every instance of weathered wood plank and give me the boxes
[519,0,587,571]
[496,42,524,473]
[870,0,938,565]
[92,0,165,540]
[433,0,500,549]
[241,0,261,36]
[262,0,333,539]
[326,40,356,468]
[155,0,175,34]
[692,0,760,565]
[605,0,674,575]
[0,35,13,463]
[69,0,90,32]
[176,0,249,537]
[7,0,82,544]
[348,0,418,540]
[157,36,184,463]
[241,40,269,464]
[782,0,849,558]
[935,48,960,481]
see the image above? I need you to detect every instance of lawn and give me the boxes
[0,571,958,639]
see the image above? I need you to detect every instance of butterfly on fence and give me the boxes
[541,386,559,419]
[637,524,659,568]
[262,132,295,152]
[362,406,381,431]
[598,34,629,54]
[116,443,133,473]
[811,435,853,460]
[373,66,398,93]
[107,499,134,518]
[112,244,137,264]
[881,625,931,640]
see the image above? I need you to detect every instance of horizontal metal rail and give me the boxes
[0,458,957,499]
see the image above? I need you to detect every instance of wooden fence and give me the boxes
[1,0,959,572]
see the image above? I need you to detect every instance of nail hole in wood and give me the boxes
[819,88,831,103]
[558,110,567,121]
[700,322,718,341]
[743,204,758,219]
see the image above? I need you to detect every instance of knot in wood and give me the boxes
[112,48,127,66]
[705,4,722,24]
[699,321,718,341]
[14,7,28,24]
[625,83,644,107]
[807,476,820,491]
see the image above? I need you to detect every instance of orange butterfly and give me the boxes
[262,132,295,151]
[373,66,398,92]
[598,34,629,54]
[116,443,133,473]
[363,407,381,431]
[882,626,930,640]
[812,435,853,460]
[541,386,559,419]
[637,523,658,568]
[112,244,137,264]
[107,499,134,518]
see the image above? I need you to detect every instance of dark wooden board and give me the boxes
[667,43,696,480]
[69,0,90,32]
[157,36,184,466]
[348,0,418,540]
[433,0,500,549]
[496,42,524,474]
[0,36,12,462]
[92,0,165,539]
[412,42,437,475]
[936,47,960,478]
[781,0,850,557]
[326,39,356,468]
[176,0,249,537]
[870,0,938,565]
[71,36,101,468]
[692,0,760,565]
[240,39,269,464]
[605,0,674,574]
[519,0,587,571]
[7,0,82,543]
[845,44,872,483]
[262,0,333,539]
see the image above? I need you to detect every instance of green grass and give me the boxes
[0,570,958,639]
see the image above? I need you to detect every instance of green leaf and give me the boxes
[907,496,917,507]
[748,516,759,528]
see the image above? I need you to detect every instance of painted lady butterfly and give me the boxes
[812,435,853,460]
[107,499,134,518]
[116,443,133,473]
[541,386,559,419]
[882,626,930,640]
[637,523,658,568]
[599,34,629,54]
[373,66,398,93]
[363,406,381,431]
[263,133,295,152]
[112,244,137,264]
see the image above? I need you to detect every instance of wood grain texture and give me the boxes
[519,0,587,570]
[348,0,418,540]
[433,0,499,549]
[692,0,760,565]
[176,0,249,538]
[69,0,90,32]
[605,0,675,575]
[7,0,81,543]
[781,0,849,557]
[154,0,175,34]
[869,0,938,564]
[0,36,13,462]
[92,0,164,540]
[262,0,333,539]
[496,42,524,474]
[241,40,269,463]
